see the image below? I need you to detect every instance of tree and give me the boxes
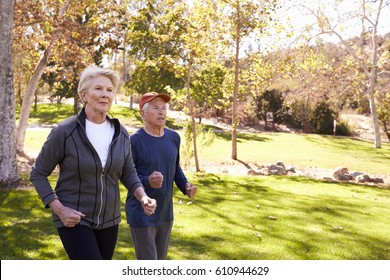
[253,89,285,125]
[298,0,387,148]
[0,0,18,188]
[221,0,278,160]
[14,0,125,152]
[177,0,224,172]
[125,0,185,95]
[15,0,72,153]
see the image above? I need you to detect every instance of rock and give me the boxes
[350,171,365,178]
[338,174,353,181]
[355,174,371,183]
[333,167,349,179]
[371,178,384,184]
[247,169,258,176]
[268,164,287,175]
[286,165,296,173]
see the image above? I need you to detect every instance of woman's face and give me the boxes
[82,75,114,114]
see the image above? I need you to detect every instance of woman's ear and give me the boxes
[81,93,87,103]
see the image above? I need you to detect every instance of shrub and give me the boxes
[336,120,354,136]
[309,101,336,134]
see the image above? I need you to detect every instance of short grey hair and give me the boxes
[77,65,120,105]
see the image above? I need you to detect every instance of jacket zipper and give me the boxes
[77,115,120,229]
[96,168,105,229]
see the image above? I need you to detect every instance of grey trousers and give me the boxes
[130,221,173,260]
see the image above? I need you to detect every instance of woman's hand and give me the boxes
[49,199,85,227]
[140,196,157,216]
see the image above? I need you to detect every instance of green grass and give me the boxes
[201,132,390,175]
[172,174,390,260]
[1,174,390,260]
[24,103,390,175]
[3,102,389,260]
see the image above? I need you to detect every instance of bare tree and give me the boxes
[299,0,386,148]
[0,0,19,188]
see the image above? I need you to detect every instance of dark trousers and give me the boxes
[130,221,173,260]
[57,224,118,260]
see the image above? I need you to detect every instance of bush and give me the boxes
[253,89,285,124]
[309,102,336,135]
[336,120,354,136]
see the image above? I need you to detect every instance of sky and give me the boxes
[238,0,390,55]
[278,0,390,43]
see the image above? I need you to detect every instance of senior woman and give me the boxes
[30,65,156,260]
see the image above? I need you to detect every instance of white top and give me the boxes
[85,119,115,167]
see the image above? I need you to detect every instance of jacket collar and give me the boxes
[76,107,121,139]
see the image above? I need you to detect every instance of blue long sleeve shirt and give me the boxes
[126,128,188,227]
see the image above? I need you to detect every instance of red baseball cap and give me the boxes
[139,92,170,110]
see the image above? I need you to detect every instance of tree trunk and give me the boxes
[231,0,240,160]
[186,54,200,172]
[16,45,54,153]
[368,75,382,148]
[367,0,383,148]
[16,0,72,153]
[0,0,19,188]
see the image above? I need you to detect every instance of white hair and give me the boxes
[77,65,120,105]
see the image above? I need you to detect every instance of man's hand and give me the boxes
[185,182,197,198]
[148,171,163,188]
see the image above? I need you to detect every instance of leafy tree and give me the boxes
[125,0,186,96]
[377,92,390,141]
[181,119,216,169]
[191,64,226,122]
[15,0,73,153]
[253,89,285,125]
[221,0,278,160]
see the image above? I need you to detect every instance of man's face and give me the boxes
[141,97,167,128]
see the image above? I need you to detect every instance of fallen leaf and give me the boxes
[332,225,344,231]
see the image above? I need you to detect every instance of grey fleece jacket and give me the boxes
[30,108,143,229]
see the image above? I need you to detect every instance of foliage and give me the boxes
[376,92,390,141]
[191,64,227,119]
[124,0,187,95]
[309,101,336,135]
[253,89,285,124]
[181,119,216,168]
[335,120,354,137]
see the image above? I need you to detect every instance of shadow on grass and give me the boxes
[171,174,390,259]
[2,174,390,260]
[303,134,390,160]
[0,189,66,260]
[215,131,272,143]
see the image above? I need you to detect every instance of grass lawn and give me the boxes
[2,103,389,260]
[1,174,390,260]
